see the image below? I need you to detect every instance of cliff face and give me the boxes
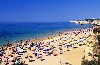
[93,27,100,64]
[81,28,98,65]
[92,20,100,26]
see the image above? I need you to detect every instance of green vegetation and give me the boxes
[98,54,100,64]
[81,60,98,65]
[81,28,99,65]
[97,35,100,46]
[85,19,94,22]
[93,28,100,65]
[93,28,100,33]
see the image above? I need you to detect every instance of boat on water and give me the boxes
[70,21,79,24]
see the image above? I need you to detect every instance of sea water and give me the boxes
[0,22,92,45]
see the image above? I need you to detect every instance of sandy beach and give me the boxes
[0,28,94,65]
[32,46,86,65]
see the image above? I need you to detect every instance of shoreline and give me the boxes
[1,27,92,46]
[0,28,94,65]
[0,21,92,46]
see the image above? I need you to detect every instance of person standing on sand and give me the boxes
[16,46,19,55]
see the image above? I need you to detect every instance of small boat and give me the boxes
[70,21,79,24]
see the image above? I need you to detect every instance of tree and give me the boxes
[81,60,98,65]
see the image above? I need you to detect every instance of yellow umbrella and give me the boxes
[68,40,71,43]
[82,35,85,38]
[7,47,11,50]
[28,54,31,57]
[31,47,35,50]
[66,48,70,51]
[0,47,2,51]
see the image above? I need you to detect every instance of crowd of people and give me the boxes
[0,28,94,65]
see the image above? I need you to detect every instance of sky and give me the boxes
[0,0,100,22]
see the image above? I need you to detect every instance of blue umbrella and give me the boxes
[0,52,2,54]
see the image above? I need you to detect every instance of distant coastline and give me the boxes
[70,18,100,25]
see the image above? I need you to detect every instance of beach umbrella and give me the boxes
[53,50,58,56]
[66,48,70,51]
[8,47,12,50]
[28,54,32,57]
[82,35,85,38]
[79,42,84,44]
[22,42,24,46]
[0,52,2,54]
[0,47,2,51]
[0,52,3,56]
[8,57,14,62]
[31,47,35,50]
[20,49,23,52]
[67,40,71,43]
[66,43,71,46]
